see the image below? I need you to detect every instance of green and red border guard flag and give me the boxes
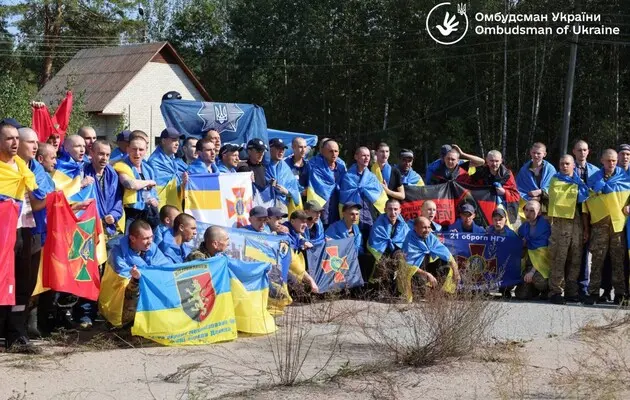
[0,200,19,305]
[43,191,102,301]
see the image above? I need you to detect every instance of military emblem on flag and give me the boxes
[175,268,216,323]
[226,187,252,227]
[321,246,349,283]
[43,191,102,301]
[306,238,364,292]
[456,244,498,284]
[68,218,97,282]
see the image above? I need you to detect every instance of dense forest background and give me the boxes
[0,0,628,170]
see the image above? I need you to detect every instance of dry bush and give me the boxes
[360,261,502,368]
[553,311,630,399]
[268,303,341,386]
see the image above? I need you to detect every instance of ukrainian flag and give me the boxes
[226,257,277,335]
[0,156,37,200]
[586,167,630,233]
[131,258,238,346]
[517,217,551,278]
[547,172,589,219]
[245,238,276,264]
[51,154,95,203]
[367,214,409,262]
[112,160,140,206]
[307,154,347,208]
[148,146,182,211]
[242,235,292,315]
[185,173,223,223]
[99,261,131,328]
[340,163,388,214]
[400,232,455,302]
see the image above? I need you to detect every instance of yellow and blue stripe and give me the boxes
[185,173,223,223]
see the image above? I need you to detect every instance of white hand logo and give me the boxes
[436,12,459,36]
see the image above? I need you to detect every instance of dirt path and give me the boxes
[1,300,628,400]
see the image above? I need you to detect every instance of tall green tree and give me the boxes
[1,0,143,88]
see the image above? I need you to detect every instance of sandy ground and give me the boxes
[1,299,629,400]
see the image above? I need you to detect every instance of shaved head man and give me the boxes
[17,127,38,162]
[36,142,57,173]
[286,137,310,200]
[63,135,87,163]
[77,126,97,155]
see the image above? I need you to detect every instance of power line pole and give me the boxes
[560,1,579,154]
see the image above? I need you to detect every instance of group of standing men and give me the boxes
[1,113,629,353]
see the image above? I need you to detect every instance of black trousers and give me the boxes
[0,228,41,344]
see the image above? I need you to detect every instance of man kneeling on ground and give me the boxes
[515,200,551,300]
[400,216,460,302]
[107,219,170,327]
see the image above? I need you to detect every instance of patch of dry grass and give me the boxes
[360,264,502,368]
[553,311,630,399]
[268,303,341,385]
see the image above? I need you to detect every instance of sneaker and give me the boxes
[550,294,566,305]
[599,294,612,303]
[79,318,93,330]
[6,336,42,355]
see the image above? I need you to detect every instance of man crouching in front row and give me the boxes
[398,216,460,302]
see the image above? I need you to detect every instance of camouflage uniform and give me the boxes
[515,267,548,300]
[588,217,626,297]
[548,215,583,297]
[121,278,139,326]
[186,244,212,262]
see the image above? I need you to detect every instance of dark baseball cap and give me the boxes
[342,202,363,212]
[290,210,312,221]
[400,149,414,159]
[116,130,132,142]
[459,203,475,215]
[618,144,630,153]
[0,118,23,129]
[440,144,453,157]
[267,207,288,218]
[269,138,288,149]
[219,143,243,156]
[160,127,184,139]
[249,206,268,218]
[304,200,324,212]
[247,138,268,152]
[492,208,507,218]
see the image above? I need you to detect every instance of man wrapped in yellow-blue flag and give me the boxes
[367,202,410,263]
[148,128,185,210]
[340,147,388,216]
[51,135,95,203]
[584,149,630,304]
[516,200,551,300]
[99,219,171,328]
[401,217,459,302]
[266,138,302,214]
[307,139,346,226]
